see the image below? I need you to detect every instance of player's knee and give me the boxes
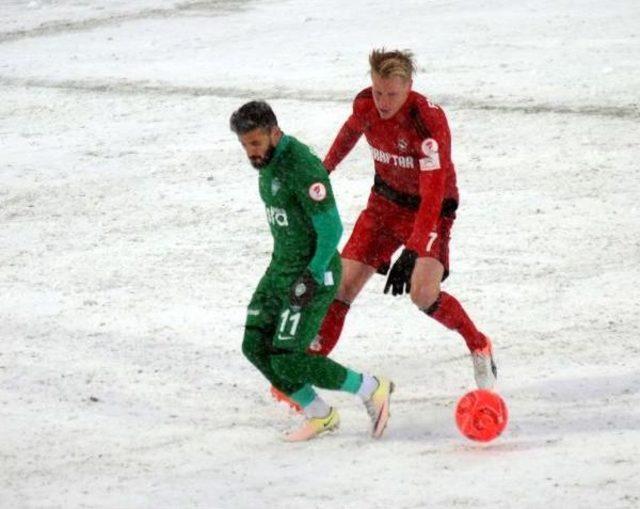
[336,264,373,304]
[269,353,286,375]
[241,338,256,366]
[270,351,303,379]
[410,285,440,309]
[336,287,355,303]
[337,276,359,302]
[241,327,263,365]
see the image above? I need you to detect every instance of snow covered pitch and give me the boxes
[2,1,639,507]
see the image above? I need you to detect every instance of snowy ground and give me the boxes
[2,1,640,508]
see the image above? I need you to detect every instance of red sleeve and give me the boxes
[323,118,362,172]
[405,103,453,257]
[323,91,370,172]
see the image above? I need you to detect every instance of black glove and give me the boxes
[383,249,417,296]
[290,270,318,308]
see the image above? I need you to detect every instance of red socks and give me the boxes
[313,294,485,356]
[425,291,487,351]
[313,299,351,356]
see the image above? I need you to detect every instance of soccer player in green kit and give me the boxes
[230,101,393,441]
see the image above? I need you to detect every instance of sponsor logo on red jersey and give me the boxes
[370,145,416,169]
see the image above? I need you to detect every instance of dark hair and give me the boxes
[229,100,278,134]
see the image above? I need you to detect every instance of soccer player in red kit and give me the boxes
[314,49,497,389]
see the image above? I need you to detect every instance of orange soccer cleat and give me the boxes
[270,386,302,413]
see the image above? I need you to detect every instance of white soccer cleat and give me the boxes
[471,337,498,389]
[284,407,340,442]
[363,377,394,438]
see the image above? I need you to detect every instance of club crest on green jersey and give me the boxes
[266,205,288,227]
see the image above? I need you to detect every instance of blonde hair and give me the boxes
[369,48,416,80]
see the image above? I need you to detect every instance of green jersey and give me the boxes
[258,134,342,282]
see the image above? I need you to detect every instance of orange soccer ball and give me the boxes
[455,389,508,442]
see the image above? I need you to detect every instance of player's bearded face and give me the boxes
[238,127,277,169]
[371,73,412,119]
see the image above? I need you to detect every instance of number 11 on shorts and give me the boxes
[277,308,301,340]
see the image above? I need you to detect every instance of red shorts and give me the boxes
[341,191,454,280]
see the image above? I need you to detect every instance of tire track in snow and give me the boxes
[1,75,638,120]
[0,0,250,44]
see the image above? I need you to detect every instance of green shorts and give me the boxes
[245,257,341,352]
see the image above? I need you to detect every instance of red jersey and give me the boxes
[323,88,459,256]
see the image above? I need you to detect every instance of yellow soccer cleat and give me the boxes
[284,407,340,442]
[364,377,394,439]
